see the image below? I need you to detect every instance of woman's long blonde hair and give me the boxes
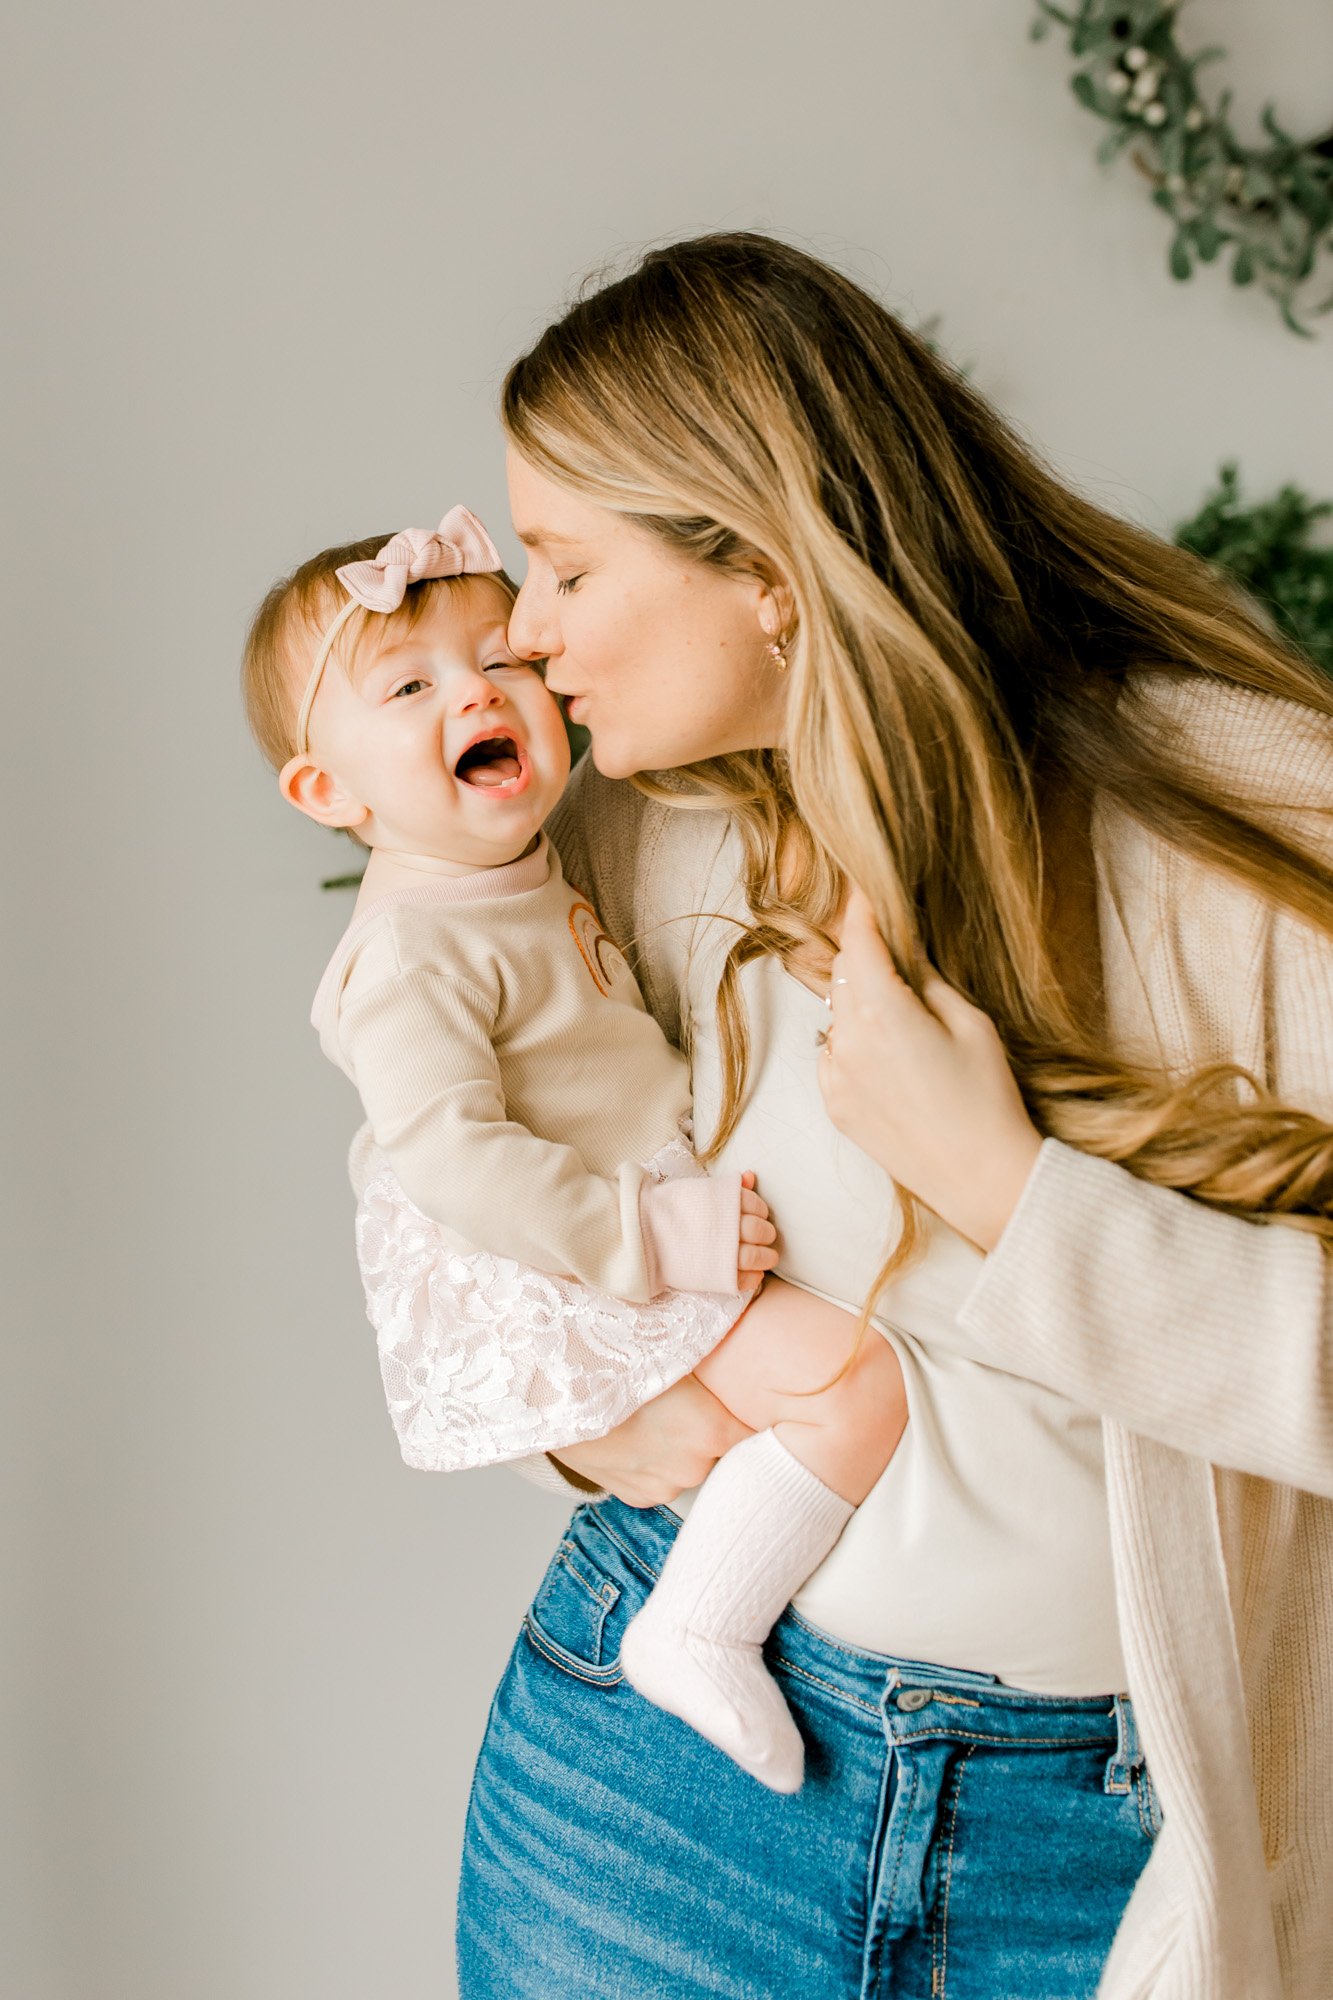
[503,232,1333,1340]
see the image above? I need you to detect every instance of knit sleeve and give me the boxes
[957,697,1333,1497]
[508,1452,607,1501]
[958,1137,1333,1496]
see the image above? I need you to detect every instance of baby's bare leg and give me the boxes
[693,1278,908,1503]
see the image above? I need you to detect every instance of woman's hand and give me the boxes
[818,887,1044,1252]
[550,1373,754,1507]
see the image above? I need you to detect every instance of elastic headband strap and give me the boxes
[293,597,360,756]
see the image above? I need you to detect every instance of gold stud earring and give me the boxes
[766,632,790,672]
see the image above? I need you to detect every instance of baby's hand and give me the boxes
[738,1170,780,1294]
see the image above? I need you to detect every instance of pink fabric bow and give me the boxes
[335,505,503,611]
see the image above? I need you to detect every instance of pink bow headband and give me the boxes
[293,505,503,755]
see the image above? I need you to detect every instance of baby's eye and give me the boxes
[391,678,428,698]
[555,574,585,597]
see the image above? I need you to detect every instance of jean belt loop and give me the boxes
[1104,1693,1141,1796]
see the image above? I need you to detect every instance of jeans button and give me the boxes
[897,1688,933,1712]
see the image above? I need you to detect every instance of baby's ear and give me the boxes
[277,753,369,832]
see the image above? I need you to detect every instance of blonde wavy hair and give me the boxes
[503,231,1333,1342]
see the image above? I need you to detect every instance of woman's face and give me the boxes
[506,449,788,779]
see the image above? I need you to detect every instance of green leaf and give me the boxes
[1169,234,1194,281]
[1070,71,1098,110]
[1070,21,1108,55]
[1231,245,1254,285]
[1194,216,1224,261]
[1175,466,1333,678]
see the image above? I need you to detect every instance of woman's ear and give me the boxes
[277,753,370,832]
[755,575,796,647]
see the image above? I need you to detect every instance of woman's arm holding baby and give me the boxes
[552,1281,907,1507]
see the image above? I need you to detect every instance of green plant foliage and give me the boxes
[1032,2,1333,334]
[1176,464,1333,676]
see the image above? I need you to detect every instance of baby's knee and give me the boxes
[824,1331,907,1440]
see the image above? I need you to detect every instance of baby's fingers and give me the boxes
[740,1187,771,1223]
[738,1241,780,1274]
[739,1211,777,1245]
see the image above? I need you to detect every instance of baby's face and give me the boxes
[304,578,570,868]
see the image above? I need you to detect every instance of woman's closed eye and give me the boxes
[555,574,585,596]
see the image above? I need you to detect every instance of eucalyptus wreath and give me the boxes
[1032,3,1333,334]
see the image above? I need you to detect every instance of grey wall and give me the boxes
[7,3,1331,1995]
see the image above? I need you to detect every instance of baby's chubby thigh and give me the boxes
[693,1277,908,1504]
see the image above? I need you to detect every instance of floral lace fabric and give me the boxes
[354,1134,744,1472]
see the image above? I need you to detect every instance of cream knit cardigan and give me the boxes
[534,674,1333,1998]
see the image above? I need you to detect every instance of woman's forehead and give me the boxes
[507,452,606,548]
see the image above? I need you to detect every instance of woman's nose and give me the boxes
[507,577,556,663]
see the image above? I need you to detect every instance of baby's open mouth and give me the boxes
[454,734,528,791]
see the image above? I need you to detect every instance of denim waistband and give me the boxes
[586,1495,1142,1768]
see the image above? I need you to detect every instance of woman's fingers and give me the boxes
[832,886,930,1018]
[819,881,1042,1251]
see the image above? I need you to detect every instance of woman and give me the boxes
[448,233,1333,1998]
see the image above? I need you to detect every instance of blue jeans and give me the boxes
[457,1498,1159,1999]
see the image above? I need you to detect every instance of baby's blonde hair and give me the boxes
[241,536,517,773]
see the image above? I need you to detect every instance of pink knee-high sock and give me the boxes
[619,1428,854,1793]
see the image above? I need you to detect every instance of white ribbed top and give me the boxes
[678,826,1127,1695]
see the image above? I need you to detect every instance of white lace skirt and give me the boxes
[354,1133,745,1473]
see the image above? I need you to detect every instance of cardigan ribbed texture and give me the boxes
[528,673,1333,1998]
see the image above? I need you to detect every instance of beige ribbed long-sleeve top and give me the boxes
[538,673,1333,2000]
[312,836,741,1302]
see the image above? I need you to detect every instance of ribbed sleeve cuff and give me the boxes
[639,1172,743,1295]
[956,1137,1088,1370]
[508,1451,607,1502]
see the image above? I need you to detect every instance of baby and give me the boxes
[244,508,907,1793]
